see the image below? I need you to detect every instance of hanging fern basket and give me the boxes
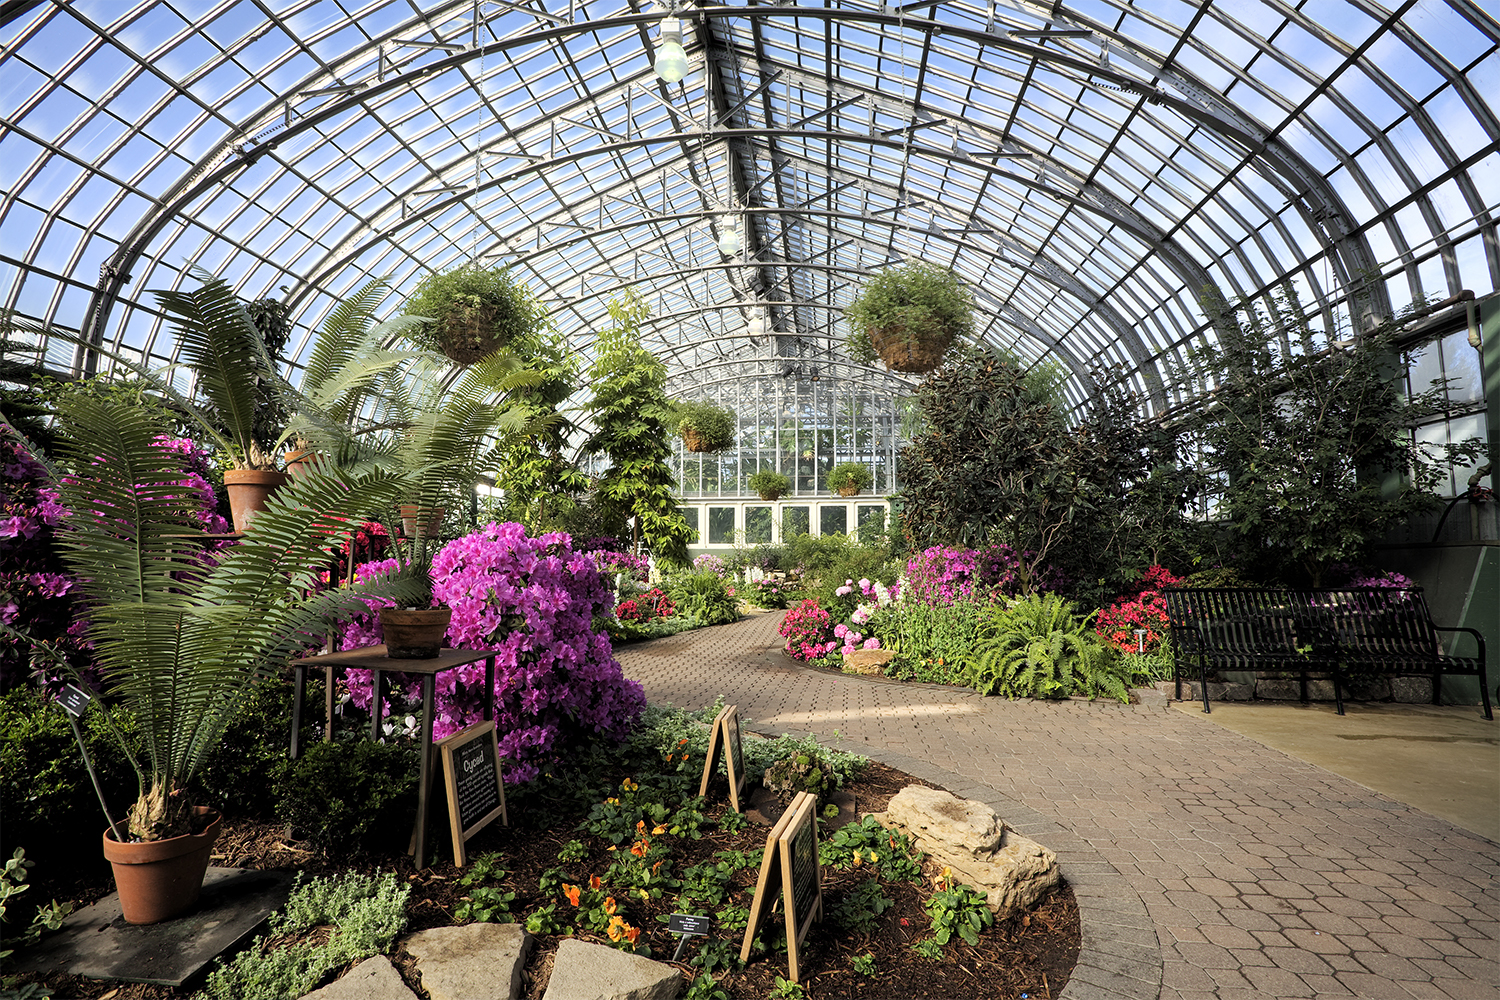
[681,427,714,453]
[868,324,955,374]
[435,302,504,365]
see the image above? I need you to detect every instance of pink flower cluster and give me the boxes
[902,543,1058,604]
[591,549,649,582]
[343,523,645,783]
[779,599,837,660]
[1094,564,1184,654]
[692,553,727,576]
[832,622,880,655]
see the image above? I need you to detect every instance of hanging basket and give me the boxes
[868,324,955,374]
[681,427,714,453]
[435,302,504,365]
[837,484,860,498]
[757,490,784,502]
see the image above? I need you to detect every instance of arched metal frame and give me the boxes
[2,0,1495,423]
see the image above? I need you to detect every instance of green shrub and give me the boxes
[274,739,419,855]
[965,594,1131,702]
[667,572,740,626]
[196,871,409,1000]
[866,599,988,671]
[672,400,737,453]
[826,462,873,495]
[195,677,302,820]
[829,878,894,935]
[747,470,789,500]
[402,262,546,361]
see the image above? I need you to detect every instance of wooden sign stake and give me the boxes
[698,703,747,811]
[739,790,823,983]
[434,720,508,866]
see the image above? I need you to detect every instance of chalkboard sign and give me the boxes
[698,704,747,811]
[437,721,508,866]
[739,791,823,983]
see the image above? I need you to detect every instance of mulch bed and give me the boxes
[21,761,1080,1000]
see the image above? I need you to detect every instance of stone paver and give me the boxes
[301,955,416,1000]
[542,938,682,1000]
[618,613,1500,1000]
[401,923,532,1000]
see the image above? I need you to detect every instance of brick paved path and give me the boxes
[617,612,1500,1000]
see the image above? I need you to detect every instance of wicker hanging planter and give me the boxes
[436,302,503,365]
[681,427,713,453]
[868,324,956,374]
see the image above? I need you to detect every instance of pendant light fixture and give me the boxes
[654,18,688,83]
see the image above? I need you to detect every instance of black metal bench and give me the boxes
[1164,587,1491,720]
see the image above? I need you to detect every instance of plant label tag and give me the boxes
[667,913,711,937]
[57,684,92,719]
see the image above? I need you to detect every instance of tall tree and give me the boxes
[583,292,691,564]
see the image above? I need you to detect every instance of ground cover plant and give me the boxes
[6,702,1079,1000]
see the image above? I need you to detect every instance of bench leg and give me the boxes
[1332,668,1345,716]
[1432,672,1442,706]
[1480,672,1493,722]
[1199,658,1212,714]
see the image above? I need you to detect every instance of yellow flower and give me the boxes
[603,897,617,915]
[652,823,668,835]
[621,778,638,792]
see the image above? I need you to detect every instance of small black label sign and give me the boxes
[56,685,92,719]
[667,913,711,936]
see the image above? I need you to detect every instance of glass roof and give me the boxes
[2,0,1496,414]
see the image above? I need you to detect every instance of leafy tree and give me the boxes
[492,330,594,532]
[583,292,691,564]
[1173,287,1479,586]
[899,348,1097,592]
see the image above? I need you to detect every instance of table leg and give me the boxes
[324,663,335,743]
[483,655,495,723]
[290,661,307,760]
[370,669,384,741]
[413,674,436,867]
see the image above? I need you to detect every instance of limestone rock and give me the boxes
[542,938,682,1000]
[870,786,1059,917]
[402,923,531,1000]
[841,649,894,675]
[300,955,416,1000]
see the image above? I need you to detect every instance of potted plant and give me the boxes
[47,394,421,923]
[827,462,873,497]
[670,399,736,453]
[402,262,547,365]
[749,469,790,501]
[844,261,973,374]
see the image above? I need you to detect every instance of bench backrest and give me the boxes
[1164,587,1439,661]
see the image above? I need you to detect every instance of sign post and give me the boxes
[698,704,747,811]
[435,721,508,866]
[56,685,127,843]
[739,790,823,983]
[666,912,712,962]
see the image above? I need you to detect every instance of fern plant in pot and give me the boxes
[48,395,422,924]
[670,399,736,453]
[844,262,973,374]
[748,469,790,501]
[827,462,873,497]
[402,262,547,365]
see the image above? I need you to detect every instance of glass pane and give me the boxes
[708,507,736,545]
[679,507,700,544]
[820,504,848,536]
[781,506,810,540]
[856,505,886,544]
[745,506,772,544]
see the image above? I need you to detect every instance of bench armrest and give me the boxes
[1430,624,1486,661]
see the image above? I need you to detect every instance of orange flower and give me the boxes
[563,883,581,906]
[589,874,602,891]
[678,738,688,746]
[621,778,638,792]
[603,896,617,915]
[651,860,663,875]
[852,851,863,866]
[625,925,640,945]
[630,840,649,858]
[665,754,673,763]
[607,915,627,942]
[652,823,668,835]
[636,820,647,834]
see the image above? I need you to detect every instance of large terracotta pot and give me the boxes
[102,807,221,925]
[379,606,452,659]
[399,505,445,539]
[223,470,290,532]
[283,449,322,479]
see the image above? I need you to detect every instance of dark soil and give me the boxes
[20,761,1080,1000]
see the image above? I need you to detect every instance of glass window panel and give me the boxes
[745,506,772,545]
[820,505,848,537]
[781,506,809,540]
[1440,330,1483,404]
[678,506,699,544]
[707,507,735,545]
[856,505,886,545]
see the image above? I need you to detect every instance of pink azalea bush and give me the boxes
[779,599,837,660]
[342,523,645,783]
[902,543,1061,605]
[1094,564,1184,654]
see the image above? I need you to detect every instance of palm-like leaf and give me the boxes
[52,396,422,836]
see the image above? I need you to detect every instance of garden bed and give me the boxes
[17,760,1079,1000]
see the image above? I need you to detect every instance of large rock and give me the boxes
[870,786,1060,917]
[542,939,682,1000]
[402,923,532,1000]
[300,955,416,1000]
[841,649,894,676]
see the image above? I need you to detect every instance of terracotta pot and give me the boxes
[102,807,221,925]
[283,449,322,478]
[223,470,290,533]
[379,606,452,659]
[399,505,444,539]
[837,484,860,497]
[868,324,955,374]
[757,492,784,502]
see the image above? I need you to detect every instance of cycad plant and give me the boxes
[50,395,422,841]
[965,593,1130,702]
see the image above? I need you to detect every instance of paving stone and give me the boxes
[301,955,415,1000]
[541,939,682,1000]
[402,923,531,1000]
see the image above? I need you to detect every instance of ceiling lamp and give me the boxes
[747,308,766,339]
[717,223,741,256]
[654,18,688,83]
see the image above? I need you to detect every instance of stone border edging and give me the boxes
[742,721,1163,1000]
